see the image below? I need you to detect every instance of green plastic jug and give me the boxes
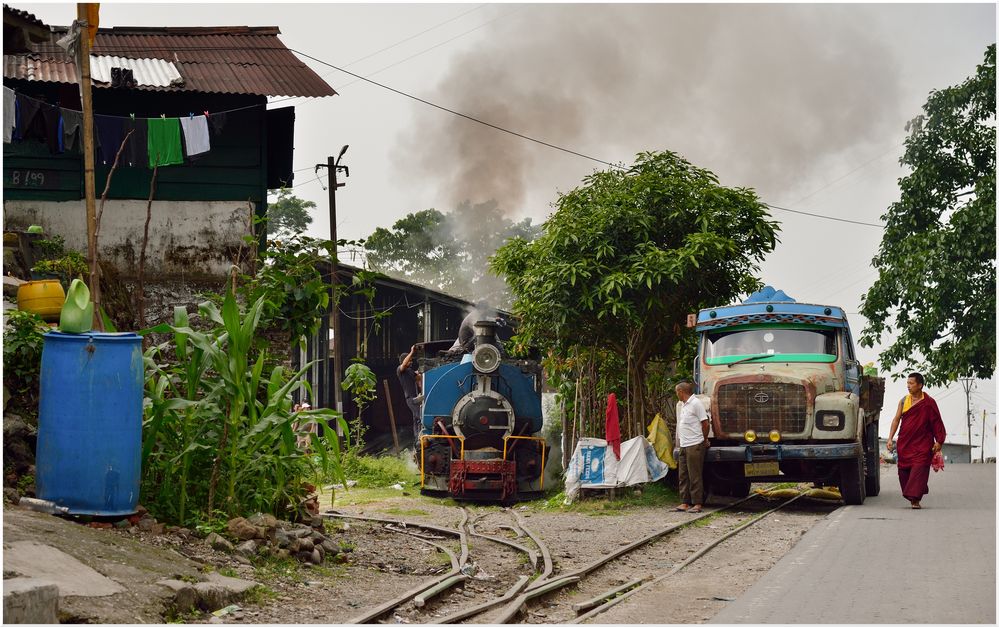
[59,279,94,334]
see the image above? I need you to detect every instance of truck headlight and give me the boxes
[816,410,845,431]
[744,430,757,443]
[769,430,781,443]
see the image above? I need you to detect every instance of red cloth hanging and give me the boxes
[605,393,621,460]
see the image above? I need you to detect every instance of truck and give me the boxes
[692,286,885,504]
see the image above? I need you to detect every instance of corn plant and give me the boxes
[140,293,348,525]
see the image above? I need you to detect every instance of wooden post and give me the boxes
[382,379,400,451]
[77,3,101,330]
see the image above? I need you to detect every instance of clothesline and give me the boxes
[4,86,273,120]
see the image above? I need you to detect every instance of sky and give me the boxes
[15,2,998,457]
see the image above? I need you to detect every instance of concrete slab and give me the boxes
[3,541,125,597]
[2,577,59,623]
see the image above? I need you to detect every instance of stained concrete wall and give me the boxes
[3,199,255,280]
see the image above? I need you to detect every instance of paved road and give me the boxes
[712,464,996,624]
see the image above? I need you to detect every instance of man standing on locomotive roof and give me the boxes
[674,381,710,513]
[886,372,946,509]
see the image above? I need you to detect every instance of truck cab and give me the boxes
[693,287,884,504]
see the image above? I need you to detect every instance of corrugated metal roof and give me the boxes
[90,55,183,88]
[3,4,48,29]
[4,25,335,97]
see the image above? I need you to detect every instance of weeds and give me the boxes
[342,452,419,488]
[381,507,428,517]
[533,481,679,515]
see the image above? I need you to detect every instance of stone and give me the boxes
[206,533,234,553]
[3,577,59,624]
[274,549,291,559]
[4,542,123,597]
[114,519,131,529]
[233,555,252,566]
[150,523,166,535]
[295,551,314,563]
[297,538,314,552]
[4,487,21,504]
[309,549,322,565]
[235,540,258,558]
[194,573,260,613]
[290,527,313,539]
[3,275,25,297]
[226,517,259,541]
[247,513,278,529]
[137,517,158,532]
[308,530,326,542]
[156,578,197,614]
[321,540,340,556]
[274,529,292,548]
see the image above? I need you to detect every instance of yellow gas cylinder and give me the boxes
[17,279,66,322]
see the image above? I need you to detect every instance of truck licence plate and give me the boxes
[744,462,779,477]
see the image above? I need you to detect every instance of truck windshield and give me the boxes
[703,327,838,364]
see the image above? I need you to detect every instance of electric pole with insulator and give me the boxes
[960,377,975,463]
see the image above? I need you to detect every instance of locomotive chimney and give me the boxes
[473,320,498,347]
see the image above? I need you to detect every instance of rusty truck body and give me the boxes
[692,287,884,504]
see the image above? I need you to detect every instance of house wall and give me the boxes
[3,198,254,280]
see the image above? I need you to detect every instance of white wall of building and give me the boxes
[3,199,254,280]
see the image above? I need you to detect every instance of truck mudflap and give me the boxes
[704,442,862,463]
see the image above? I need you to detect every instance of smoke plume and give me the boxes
[394,4,904,218]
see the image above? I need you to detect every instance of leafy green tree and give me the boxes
[363,201,540,304]
[266,188,316,236]
[860,44,996,385]
[492,151,779,432]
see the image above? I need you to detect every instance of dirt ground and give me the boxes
[4,473,853,624]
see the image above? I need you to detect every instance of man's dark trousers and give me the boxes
[678,441,708,506]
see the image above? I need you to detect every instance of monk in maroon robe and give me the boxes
[886,373,946,509]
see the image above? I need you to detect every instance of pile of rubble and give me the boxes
[207,513,346,565]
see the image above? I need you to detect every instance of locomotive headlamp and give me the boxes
[744,430,757,443]
[769,430,781,443]
[472,344,501,373]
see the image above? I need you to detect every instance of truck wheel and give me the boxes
[729,480,751,498]
[864,422,881,497]
[839,457,866,505]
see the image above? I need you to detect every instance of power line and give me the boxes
[763,203,884,228]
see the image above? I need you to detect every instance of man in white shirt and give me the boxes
[674,381,710,513]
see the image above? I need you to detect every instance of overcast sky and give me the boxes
[16,2,998,456]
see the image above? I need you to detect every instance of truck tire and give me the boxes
[839,457,866,505]
[728,480,751,497]
[864,422,881,497]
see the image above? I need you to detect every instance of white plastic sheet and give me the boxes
[564,436,670,504]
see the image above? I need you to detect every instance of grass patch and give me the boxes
[242,585,278,605]
[381,507,429,517]
[252,555,308,584]
[692,511,724,527]
[530,481,679,515]
[342,452,420,488]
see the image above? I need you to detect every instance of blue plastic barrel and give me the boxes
[36,331,144,516]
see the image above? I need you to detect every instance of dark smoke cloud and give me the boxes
[394,4,904,216]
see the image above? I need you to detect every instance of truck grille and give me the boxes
[716,382,808,434]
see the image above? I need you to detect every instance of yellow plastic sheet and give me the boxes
[805,487,842,500]
[646,414,677,469]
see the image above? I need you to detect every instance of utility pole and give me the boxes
[981,409,987,463]
[315,146,349,420]
[77,3,101,329]
[960,377,974,463]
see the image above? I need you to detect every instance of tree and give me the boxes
[266,188,315,236]
[491,151,779,433]
[363,201,541,304]
[860,44,996,385]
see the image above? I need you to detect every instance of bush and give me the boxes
[3,310,50,409]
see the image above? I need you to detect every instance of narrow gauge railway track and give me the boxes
[327,492,812,624]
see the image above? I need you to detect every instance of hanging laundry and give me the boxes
[124,117,147,167]
[3,87,14,143]
[15,93,45,143]
[146,117,184,167]
[61,108,83,153]
[95,114,127,164]
[179,115,210,157]
[41,105,63,154]
[207,111,226,137]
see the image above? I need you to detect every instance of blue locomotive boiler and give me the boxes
[417,320,547,501]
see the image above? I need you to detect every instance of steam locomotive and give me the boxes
[416,320,548,502]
